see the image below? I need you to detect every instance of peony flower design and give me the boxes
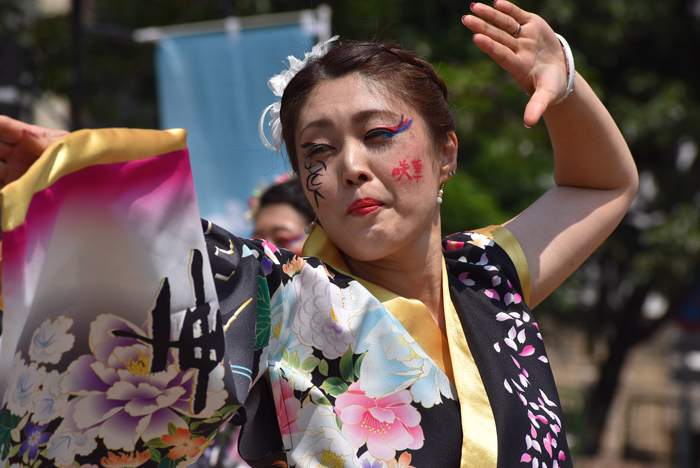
[335,380,424,461]
[289,404,355,467]
[28,316,75,364]
[58,314,227,452]
[357,317,454,407]
[162,427,207,460]
[291,265,362,360]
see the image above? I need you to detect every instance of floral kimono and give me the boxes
[0,129,571,468]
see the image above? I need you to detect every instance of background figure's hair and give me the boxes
[258,178,315,224]
[280,41,457,173]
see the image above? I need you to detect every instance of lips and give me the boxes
[347,198,384,215]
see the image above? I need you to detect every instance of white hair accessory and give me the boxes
[259,35,340,152]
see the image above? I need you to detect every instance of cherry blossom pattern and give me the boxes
[466,241,566,467]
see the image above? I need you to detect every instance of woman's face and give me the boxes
[295,73,455,262]
[253,203,309,255]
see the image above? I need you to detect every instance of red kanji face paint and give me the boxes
[411,159,423,181]
[391,158,424,183]
[391,159,413,181]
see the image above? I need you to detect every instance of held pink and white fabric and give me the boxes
[0,129,232,467]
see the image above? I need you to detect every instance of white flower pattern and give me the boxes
[28,316,75,364]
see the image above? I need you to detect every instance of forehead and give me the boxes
[255,203,306,230]
[297,73,406,130]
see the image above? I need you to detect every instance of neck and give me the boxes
[343,218,446,329]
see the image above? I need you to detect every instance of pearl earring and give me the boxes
[437,183,445,205]
[304,219,316,234]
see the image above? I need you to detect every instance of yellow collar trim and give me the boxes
[443,258,498,468]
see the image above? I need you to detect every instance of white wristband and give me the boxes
[553,33,575,105]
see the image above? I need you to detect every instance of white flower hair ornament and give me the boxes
[259,35,339,152]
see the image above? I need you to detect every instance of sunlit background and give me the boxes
[2,0,700,466]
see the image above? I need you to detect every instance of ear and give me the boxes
[439,131,458,180]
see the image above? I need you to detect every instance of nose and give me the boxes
[341,142,372,187]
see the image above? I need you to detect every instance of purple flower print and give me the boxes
[20,423,50,460]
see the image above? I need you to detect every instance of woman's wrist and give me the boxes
[553,33,575,105]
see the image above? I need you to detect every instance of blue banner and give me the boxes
[156,24,315,236]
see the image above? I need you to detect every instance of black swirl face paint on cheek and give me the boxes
[304,160,327,207]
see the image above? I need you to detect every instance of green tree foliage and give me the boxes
[13,0,700,458]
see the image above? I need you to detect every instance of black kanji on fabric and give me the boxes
[113,249,225,414]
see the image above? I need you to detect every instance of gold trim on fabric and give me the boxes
[473,225,531,306]
[442,258,498,468]
[1,128,187,232]
[302,226,455,383]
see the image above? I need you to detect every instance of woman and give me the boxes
[0,1,637,467]
[249,177,315,257]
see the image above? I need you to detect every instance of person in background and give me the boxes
[248,175,315,256]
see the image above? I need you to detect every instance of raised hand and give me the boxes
[0,115,68,188]
[462,0,570,127]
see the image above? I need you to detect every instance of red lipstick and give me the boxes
[347,198,383,215]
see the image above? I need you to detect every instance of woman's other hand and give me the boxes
[0,116,68,189]
[462,0,568,128]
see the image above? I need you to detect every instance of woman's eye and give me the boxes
[302,144,332,158]
[365,128,394,140]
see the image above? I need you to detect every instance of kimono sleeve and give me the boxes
[0,128,251,467]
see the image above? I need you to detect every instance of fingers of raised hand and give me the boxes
[471,33,521,74]
[462,16,518,52]
[492,0,530,24]
[466,1,531,44]
[463,9,520,51]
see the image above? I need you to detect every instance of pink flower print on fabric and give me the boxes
[272,377,301,436]
[58,314,227,452]
[336,380,424,461]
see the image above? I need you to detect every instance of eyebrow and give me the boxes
[299,109,400,141]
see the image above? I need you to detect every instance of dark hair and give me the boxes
[258,178,315,224]
[280,41,457,173]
